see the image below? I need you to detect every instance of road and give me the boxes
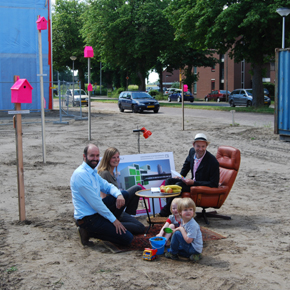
[54,99,274,128]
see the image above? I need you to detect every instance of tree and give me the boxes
[52,0,87,89]
[160,39,217,91]
[53,67,73,82]
[166,0,286,107]
[81,0,173,91]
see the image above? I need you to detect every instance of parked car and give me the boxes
[229,89,271,107]
[65,89,88,107]
[168,90,194,102]
[204,90,231,102]
[164,88,176,95]
[118,91,160,113]
[264,88,271,99]
[146,86,159,93]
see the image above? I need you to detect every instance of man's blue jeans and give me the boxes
[79,191,133,246]
[170,231,199,258]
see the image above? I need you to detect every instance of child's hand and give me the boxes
[173,227,181,232]
[156,232,163,237]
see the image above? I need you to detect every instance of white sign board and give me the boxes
[116,152,175,216]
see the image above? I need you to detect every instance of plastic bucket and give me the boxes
[149,237,166,255]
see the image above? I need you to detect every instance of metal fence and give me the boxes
[53,80,88,123]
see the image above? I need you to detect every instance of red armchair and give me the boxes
[182,146,241,224]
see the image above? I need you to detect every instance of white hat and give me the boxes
[193,133,210,145]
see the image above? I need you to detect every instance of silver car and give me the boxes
[229,89,271,107]
[65,89,88,107]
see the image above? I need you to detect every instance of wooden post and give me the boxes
[13,75,26,221]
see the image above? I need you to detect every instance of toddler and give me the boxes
[156,198,182,246]
[165,198,202,262]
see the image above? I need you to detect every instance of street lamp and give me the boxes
[276,7,290,48]
[70,56,77,105]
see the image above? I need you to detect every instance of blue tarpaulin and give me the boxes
[0,0,51,111]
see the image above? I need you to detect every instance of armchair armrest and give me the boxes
[182,185,229,208]
[190,185,228,195]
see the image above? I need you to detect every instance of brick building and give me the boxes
[162,53,275,100]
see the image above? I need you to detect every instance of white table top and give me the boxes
[135,189,180,199]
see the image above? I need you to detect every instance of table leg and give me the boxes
[143,197,151,236]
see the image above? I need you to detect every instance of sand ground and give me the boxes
[0,104,289,290]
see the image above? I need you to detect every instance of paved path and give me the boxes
[46,99,275,129]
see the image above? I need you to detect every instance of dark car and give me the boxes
[204,90,230,102]
[168,90,194,102]
[264,88,271,99]
[229,89,271,107]
[118,91,160,113]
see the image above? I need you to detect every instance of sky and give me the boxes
[147,71,159,84]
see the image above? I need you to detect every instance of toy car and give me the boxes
[142,248,157,261]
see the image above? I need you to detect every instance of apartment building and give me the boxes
[162,53,275,100]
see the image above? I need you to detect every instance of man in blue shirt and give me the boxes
[70,144,133,246]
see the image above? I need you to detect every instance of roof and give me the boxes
[11,79,33,91]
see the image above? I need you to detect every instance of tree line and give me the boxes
[52,0,288,107]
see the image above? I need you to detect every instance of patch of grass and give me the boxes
[159,103,274,114]
[54,278,64,286]
[99,269,112,273]
[92,99,117,103]
[6,266,17,273]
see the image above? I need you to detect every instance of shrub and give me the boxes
[93,87,107,95]
[171,82,180,89]
[149,90,159,96]
[128,85,139,90]
[149,91,166,100]
[117,87,125,94]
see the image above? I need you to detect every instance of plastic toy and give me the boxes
[142,248,157,261]
[163,227,173,233]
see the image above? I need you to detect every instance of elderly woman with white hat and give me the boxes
[159,133,220,217]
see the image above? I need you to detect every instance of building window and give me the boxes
[211,65,215,72]
[270,62,275,71]
[194,82,197,94]
[211,80,215,91]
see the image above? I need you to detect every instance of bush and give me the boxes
[117,87,125,94]
[171,82,180,89]
[94,87,108,95]
[149,90,166,100]
[148,90,159,96]
[128,85,139,90]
